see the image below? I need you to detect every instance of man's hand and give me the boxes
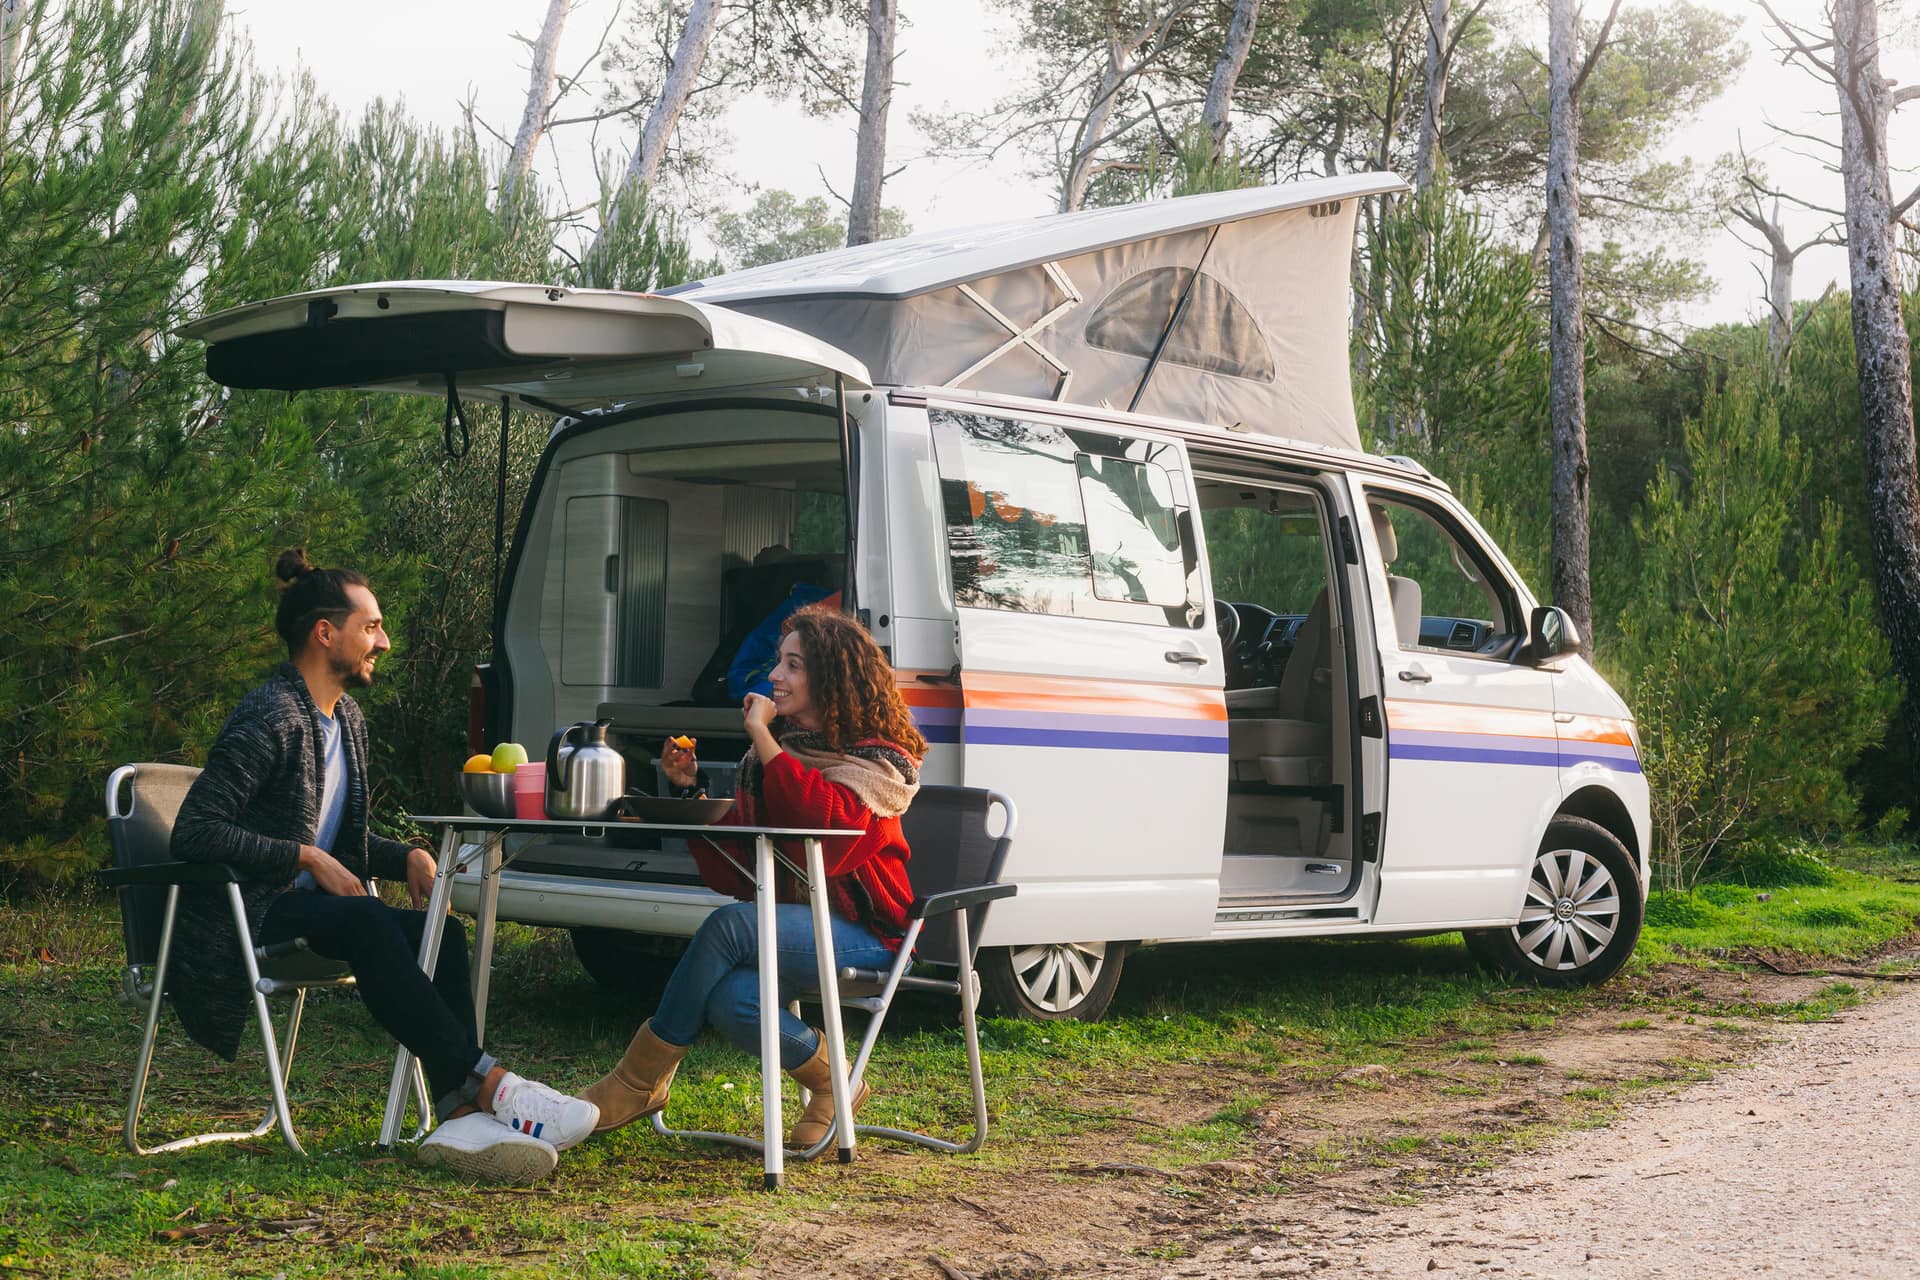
[298,845,367,897]
[404,845,439,910]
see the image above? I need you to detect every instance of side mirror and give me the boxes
[1528,605,1581,662]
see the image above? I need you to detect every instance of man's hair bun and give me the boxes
[274,546,315,589]
[271,549,370,656]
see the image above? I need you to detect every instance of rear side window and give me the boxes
[931,408,1201,627]
[1084,268,1275,382]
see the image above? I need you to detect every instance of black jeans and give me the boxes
[259,892,483,1101]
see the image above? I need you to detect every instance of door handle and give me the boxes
[1164,650,1209,666]
[1397,664,1432,684]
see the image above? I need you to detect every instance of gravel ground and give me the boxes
[1278,983,1920,1278]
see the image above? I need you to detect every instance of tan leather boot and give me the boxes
[580,1019,688,1134]
[788,1031,870,1148]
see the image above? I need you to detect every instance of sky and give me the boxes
[230,0,1919,330]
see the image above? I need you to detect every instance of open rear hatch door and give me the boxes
[181,280,871,410]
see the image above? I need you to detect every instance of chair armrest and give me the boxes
[99,862,241,887]
[912,882,1017,919]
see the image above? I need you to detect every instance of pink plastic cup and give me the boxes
[511,762,547,819]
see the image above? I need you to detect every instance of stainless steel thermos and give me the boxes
[545,718,625,819]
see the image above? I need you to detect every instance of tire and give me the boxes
[1464,816,1643,987]
[568,927,684,994]
[978,940,1132,1021]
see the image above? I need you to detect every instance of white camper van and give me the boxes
[184,173,1649,1020]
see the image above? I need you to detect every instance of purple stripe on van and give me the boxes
[1389,731,1643,774]
[967,709,1230,740]
[1390,742,1564,768]
[910,705,963,728]
[916,721,963,744]
[1391,728,1553,755]
[1560,745,1643,772]
[967,725,1230,754]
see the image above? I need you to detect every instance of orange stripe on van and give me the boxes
[1557,716,1635,747]
[893,671,963,710]
[1384,698,1557,740]
[960,671,1228,720]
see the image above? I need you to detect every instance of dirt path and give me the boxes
[732,964,1919,1279]
[1124,981,1920,1279]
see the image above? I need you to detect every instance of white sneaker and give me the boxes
[417,1111,557,1184]
[488,1072,599,1151]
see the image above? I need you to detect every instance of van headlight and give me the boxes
[1625,719,1643,764]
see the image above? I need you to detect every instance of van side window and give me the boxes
[1364,494,1520,655]
[930,408,1201,627]
[1077,453,1186,606]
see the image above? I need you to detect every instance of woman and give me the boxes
[581,604,927,1147]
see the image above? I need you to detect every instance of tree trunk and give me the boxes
[1201,0,1260,161]
[1832,0,1920,787]
[503,0,572,202]
[846,0,896,247]
[591,0,722,253]
[1061,34,1133,213]
[1546,0,1591,657]
[1412,0,1449,192]
[0,0,22,145]
[1763,207,1795,379]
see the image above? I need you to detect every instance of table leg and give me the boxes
[756,833,784,1190]
[804,838,857,1163]
[378,826,461,1147]
[469,831,506,1042]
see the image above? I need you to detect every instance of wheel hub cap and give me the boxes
[1513,847,1622,971]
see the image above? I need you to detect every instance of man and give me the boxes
[169,548,596,1182]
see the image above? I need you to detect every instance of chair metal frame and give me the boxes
[101,764,430,1157]
[653,788,1018,1161]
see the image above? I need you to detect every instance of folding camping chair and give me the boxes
[99,763,430,1156]
[654,785,1018,1160]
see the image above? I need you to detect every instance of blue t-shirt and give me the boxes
[293,710,347,891]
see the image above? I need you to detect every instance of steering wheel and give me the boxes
[1214,600,1241,653]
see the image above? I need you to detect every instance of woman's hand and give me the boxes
[741,692,777,734]
[662,736,699,789]
[741,693,783,764]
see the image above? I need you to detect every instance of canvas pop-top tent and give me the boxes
[670,172,1407,453]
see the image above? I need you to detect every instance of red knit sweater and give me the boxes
[690,751,915,950]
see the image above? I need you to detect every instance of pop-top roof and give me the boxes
[669,173,1408,451]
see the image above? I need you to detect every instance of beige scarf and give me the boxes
[733,730,920,820]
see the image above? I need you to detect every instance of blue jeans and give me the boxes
[651,902,896,1071]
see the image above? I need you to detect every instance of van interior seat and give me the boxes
[1226,588,1332,789]
[1371,504,1422,646]
[686,553,845,705]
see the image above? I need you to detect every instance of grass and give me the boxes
[3,840,1916,1278]
[1640,842,1920,962]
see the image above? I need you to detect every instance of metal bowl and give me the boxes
[460,771,518,819]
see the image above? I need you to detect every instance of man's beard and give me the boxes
[331,652,375,689]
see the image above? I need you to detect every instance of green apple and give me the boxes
[490,741,529,773]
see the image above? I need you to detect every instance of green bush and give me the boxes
[1722,845,1836,888]
[1609,378,1900,888]
[1787,904,1867,930]
[1643,892,1727,929]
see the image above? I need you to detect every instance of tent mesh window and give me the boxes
[1083,268,1275,382]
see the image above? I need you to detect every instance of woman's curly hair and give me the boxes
[781,604,928,758]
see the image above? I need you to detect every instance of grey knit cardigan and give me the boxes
[169,663,419,1060]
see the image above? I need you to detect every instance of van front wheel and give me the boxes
[1465,817,1643,987]
[978,940,1131,1021]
